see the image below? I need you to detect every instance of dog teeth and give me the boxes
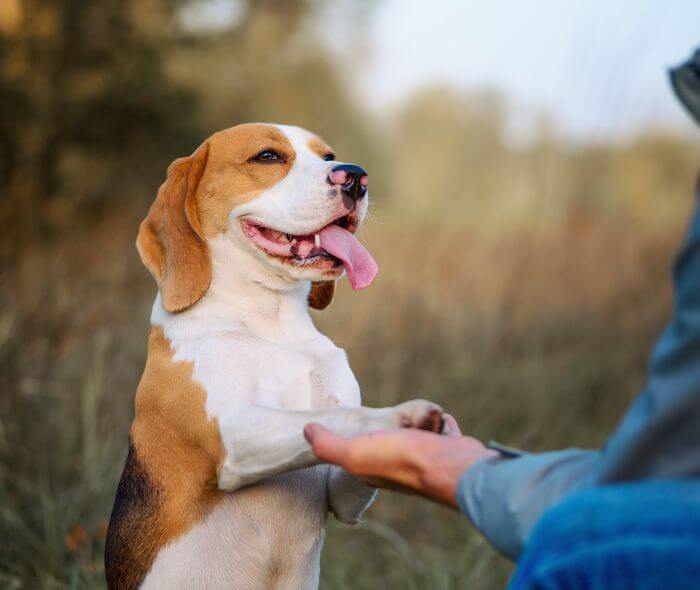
[314,233,321,248]
[291,237,297,243]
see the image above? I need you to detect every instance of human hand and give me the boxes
[304,414,497,507]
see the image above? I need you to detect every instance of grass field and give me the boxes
[0,201,687,589]
[2,2,699,588]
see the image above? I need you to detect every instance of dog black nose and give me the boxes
[328,164,368,203]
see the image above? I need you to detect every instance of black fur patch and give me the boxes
[105,441,161,589]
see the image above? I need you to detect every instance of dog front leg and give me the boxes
[216,400,443,492]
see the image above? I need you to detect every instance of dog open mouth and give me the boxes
[241,214,378,290]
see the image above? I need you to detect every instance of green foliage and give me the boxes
[0,0,199,235]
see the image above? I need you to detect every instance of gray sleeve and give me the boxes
[456,450,599,559]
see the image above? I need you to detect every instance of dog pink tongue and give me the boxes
[318,224,378,290]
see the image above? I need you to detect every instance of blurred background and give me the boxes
[1,0,699,588]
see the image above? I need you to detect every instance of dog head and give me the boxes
[136,123,377,313]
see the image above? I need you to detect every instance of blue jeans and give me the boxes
[508,481,700,590]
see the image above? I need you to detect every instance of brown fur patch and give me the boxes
[105,327,225,589]
[307,136,334,160]
[196,123,296,237]
[136,143,211,313]
[308,280,335,310]
[136,124,302,311]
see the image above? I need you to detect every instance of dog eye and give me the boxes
[253,149,283,162]
[323,153,336,161]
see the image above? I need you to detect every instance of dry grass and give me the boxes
[2,3,697,588]
[0,198,687,588]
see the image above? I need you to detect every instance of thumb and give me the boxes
[304,423,347,465]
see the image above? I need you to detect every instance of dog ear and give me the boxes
[136,143,211,313]
[308,280,335,310]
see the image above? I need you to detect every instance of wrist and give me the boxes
[416,438,495,508]
[412,438,461,507]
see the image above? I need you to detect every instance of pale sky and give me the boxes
[187,0,700,140]
[365,0,700,140]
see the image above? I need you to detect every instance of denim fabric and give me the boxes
[508,481,700,590]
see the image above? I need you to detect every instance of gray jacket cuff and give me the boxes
[456,449,600,559]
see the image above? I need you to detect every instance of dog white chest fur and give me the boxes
[144,290,360,589]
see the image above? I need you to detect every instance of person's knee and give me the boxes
[527,480,700,554]
[525,487,611,556]
[510,481,700,590]
[508,488,613,589]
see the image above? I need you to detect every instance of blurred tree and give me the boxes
[0,0,199,239]
[0,0,382,244]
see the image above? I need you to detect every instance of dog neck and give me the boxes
[151,233,319,344]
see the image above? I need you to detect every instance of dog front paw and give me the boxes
[394,399,444,433]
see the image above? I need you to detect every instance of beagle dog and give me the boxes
[104,123,444,590]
